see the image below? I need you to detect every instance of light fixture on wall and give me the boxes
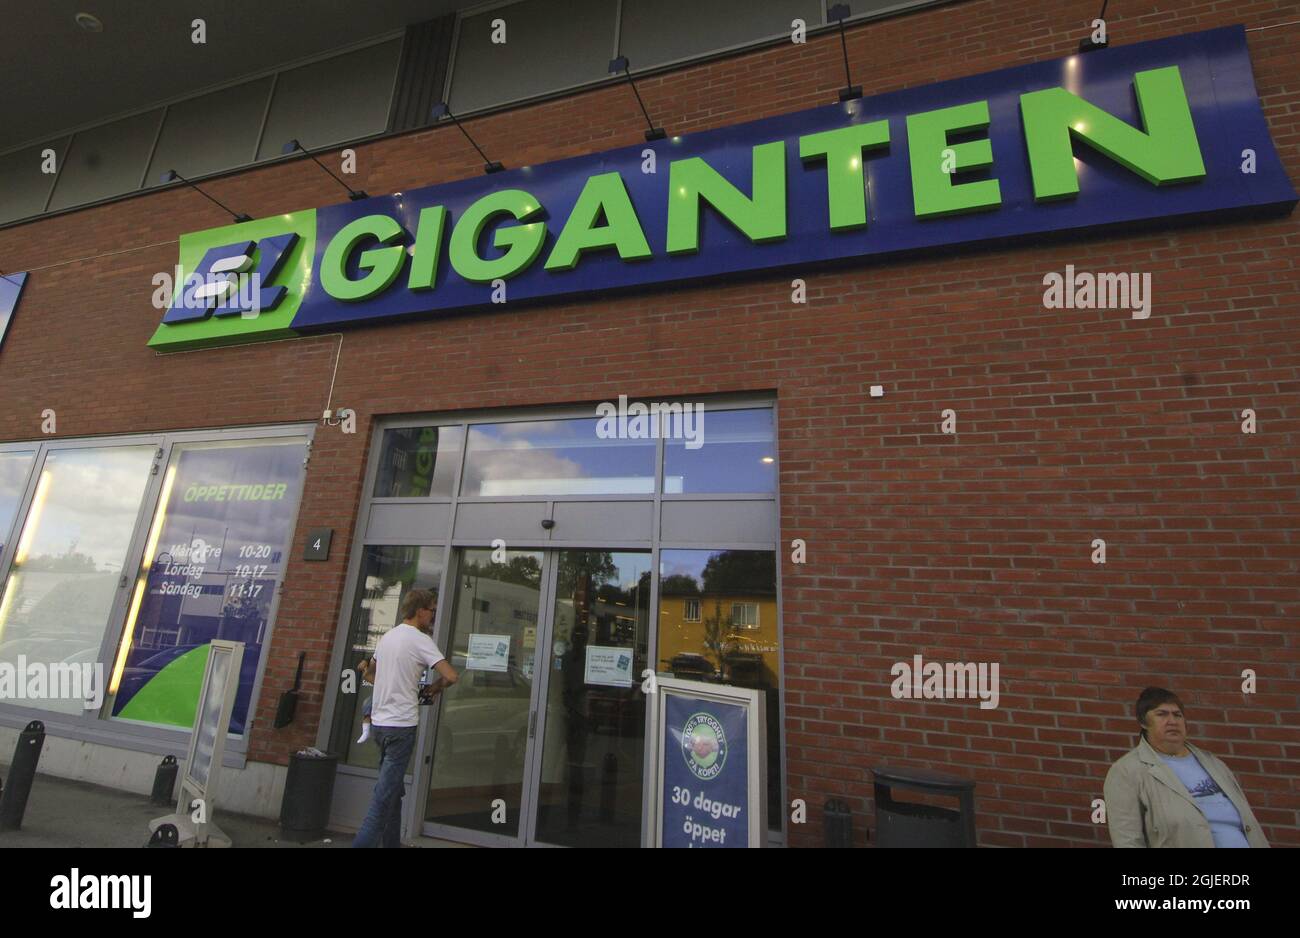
[1079,0,1110,52]
[827,5,862,102]
[281,139,369,201]
[431,103,504,174]
[608,57,666,141]
[159,170,251,223]
[74,12,103,32]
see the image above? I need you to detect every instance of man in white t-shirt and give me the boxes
[352,587,459,848]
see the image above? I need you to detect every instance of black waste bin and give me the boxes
[279,751,339,842]
[872,766,976,847]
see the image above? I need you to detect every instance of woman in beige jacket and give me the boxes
[1104,687,1269,848]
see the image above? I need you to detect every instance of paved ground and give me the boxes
[0,768,464,848]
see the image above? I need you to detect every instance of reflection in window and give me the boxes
[534,550,651,847]
[332,545,445,768]
[658,548,781,830]
[0,446,155,715]
[0,451,36,556]
[663,408,775,494]
[106,438,309,735]
[461,419,656,496]
[426,548,544,837]
[373,426,464,498]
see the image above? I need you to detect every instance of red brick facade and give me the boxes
[1,0,1296,846]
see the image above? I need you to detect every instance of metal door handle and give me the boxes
[528,710,537,738]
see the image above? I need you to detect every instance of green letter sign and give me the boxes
[449,189,547,283]
[907,101,1002,218]
[1020,65,1206,201]
[666,141,787,254]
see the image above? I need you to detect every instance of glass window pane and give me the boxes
[663,408,776,494]
[146,79,273,186]
[331,545,445,768]
[657,548,781,830]
[449,0,617,113]
[48,110,164,210]
[0,446,156,714]
[0,451,36,556]
[620,0,819,70]
[534,550,651,847]
[373,426,464,498]
[426,548,545,837]
[461,419,656,496]
[256,40,401,160]
[0,140,66,224]
[106,437,309,735]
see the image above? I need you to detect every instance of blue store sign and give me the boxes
[150,25,1296,350]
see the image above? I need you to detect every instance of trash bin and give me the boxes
[279,750,339,842]
[872,766,976,847]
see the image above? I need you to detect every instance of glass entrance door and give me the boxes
[528,549,650,847]
[422,547,650,846]
[423,547,545,841]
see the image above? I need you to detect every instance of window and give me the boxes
[448,0,618,114]
[658,548,780,829]
[145,79,273,186]
[105,437,310,735]
[619,0,820,72]
[0,141,66,224]
[0,428,310,747]
[731,601,759,628]
[373,425,464,498]
[47,110,164,211]
[683,598,701,622]
[255,39,402,160]
[0,450,36,555]
[0,445,156,715]
[461,418,656,496]
[330,545,445,768]
[663,407,776,494]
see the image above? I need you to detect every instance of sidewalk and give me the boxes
[0,768,465,848]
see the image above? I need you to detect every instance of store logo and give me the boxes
[160,234,298,323]
[148,211,315,350]
[681,712,728,780]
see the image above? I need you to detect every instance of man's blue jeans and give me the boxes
[352,724,417,848]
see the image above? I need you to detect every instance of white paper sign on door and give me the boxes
[467,633,510,671]
[585,645,634,687]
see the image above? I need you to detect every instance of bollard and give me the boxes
[150,755,179,806]
[824,798,853,848]
[0,720,46,831]
[146,823,180,848]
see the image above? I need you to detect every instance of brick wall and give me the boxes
[0,0,1295,846]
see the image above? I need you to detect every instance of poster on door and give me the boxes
[655,679,766,848]
[466,633,510,671]
[584,645,633,686]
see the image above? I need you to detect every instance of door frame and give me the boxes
[416,543,657,847]
[415,542,558,848]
